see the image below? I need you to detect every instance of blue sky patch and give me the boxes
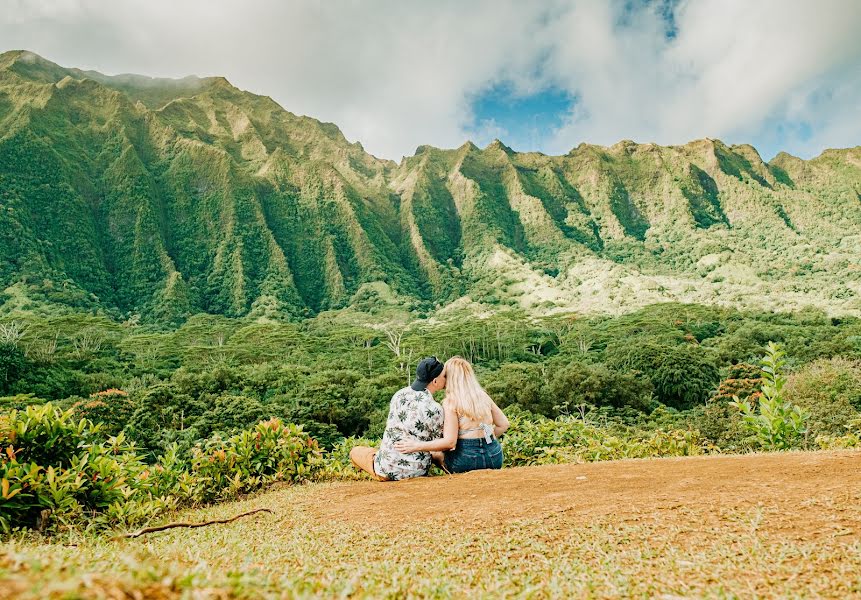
[466,82,577,152]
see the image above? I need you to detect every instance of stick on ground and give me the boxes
[119,508,273,539]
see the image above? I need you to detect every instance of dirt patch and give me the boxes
[310,451,861,542]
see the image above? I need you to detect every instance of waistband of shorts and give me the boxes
[455,436,497,446]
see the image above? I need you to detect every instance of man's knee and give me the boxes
[349,446,388,481]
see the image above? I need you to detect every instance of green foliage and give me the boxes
[316,436,381,481]
[731,342,808,450]
[0,342,26,394]
[0,403,320,534]
[606,341,719,409]
[484,363,549,414]
[500,408,712,466]
[71,389,136,437]
[0,404,167,533]
[545,361,652,413]
[711,362,762,403]
[181,418,321,504]
[783,357,861,437]
[814,417,861,449]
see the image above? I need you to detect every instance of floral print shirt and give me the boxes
[374,386,443,480]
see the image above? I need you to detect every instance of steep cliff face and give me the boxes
[0,51,413,320]
[2,51,860,319]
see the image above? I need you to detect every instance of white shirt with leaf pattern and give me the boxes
[374,386,443,480]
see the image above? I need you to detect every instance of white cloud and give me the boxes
[544,0,861,158]
[1,0,860,160]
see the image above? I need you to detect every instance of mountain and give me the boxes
[1,50,860,321]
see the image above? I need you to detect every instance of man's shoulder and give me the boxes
[391,386,413,402]
[392,386,429,401]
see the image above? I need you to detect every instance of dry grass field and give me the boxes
[3,450,861,599]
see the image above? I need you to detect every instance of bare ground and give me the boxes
[312,450,861,543]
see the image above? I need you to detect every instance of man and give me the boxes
[350,357,446,481]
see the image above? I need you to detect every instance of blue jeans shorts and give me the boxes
[444,437,503,473]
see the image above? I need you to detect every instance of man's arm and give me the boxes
[393,404,458,453]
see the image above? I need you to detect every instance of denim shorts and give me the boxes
[444,437,503,474]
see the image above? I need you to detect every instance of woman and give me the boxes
[394,356,509,473]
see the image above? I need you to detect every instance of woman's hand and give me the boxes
[393,439,424,453]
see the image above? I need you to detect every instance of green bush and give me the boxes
[484,363,551,415]
[317,436,382,481]
[815,417,861,449]
[731,342,808,450]
[545,362,652,413]
[0,405,321,534]
[71,389,136,437]
[182,417,321,504]
[0,404,168,533]
[0,342,27,394]
[784,357,861,437]
[689,401,748,451]
[500,408,713,467]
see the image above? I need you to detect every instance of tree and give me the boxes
[0,342,27,394]
[606,342,719,409]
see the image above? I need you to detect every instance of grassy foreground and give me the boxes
[3,451,861,599]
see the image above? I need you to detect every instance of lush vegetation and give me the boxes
[2,301,861,534]
[0,404,320,534]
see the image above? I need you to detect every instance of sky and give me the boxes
[2,0,860,161]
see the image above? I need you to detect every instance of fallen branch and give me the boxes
[119,508,273,539]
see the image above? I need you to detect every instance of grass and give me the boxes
[3,462,861,599]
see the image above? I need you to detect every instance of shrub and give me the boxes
[783,357,861,437]
[500,408,713,467]
[0,404,168,533]
[731,342,808,450]
[182,418,321,504]
[0,405,321,534]
[815,417,861,449]
[689,401,748,451]
[711,363,762,403]
[316,436,382,481]
[484,363,550,415]
[546,362,652,413]
[0,342,26,394]
[501,409,586,466]
[72,389,136,436]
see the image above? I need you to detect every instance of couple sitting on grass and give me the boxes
[350,356,510,481]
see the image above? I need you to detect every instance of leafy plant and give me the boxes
[731,342,808,450]
[0,404,321,534]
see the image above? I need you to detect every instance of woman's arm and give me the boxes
[490,401,510,438]
[393,404,458,453]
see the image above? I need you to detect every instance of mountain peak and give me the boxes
[458,141,479,153]
[1,50,71,83]
[485,139,514,154]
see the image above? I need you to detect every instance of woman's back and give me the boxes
[455,411,494,440]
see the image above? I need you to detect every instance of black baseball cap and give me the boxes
[410,356,444,391]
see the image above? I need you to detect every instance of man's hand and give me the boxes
[393,439,424,453]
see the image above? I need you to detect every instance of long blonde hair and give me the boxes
[443,356,493,423]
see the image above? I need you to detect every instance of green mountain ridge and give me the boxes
[1,50,860,321]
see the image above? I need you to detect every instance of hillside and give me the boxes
[2,50,861,321]
[4,451,860,598]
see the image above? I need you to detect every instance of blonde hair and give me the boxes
[443,356,493,423]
